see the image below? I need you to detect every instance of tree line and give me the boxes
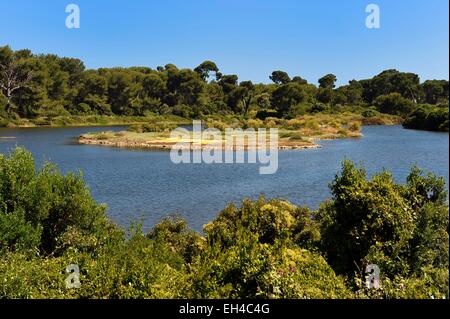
[0,46,448,130]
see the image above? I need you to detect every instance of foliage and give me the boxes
[315,161,448,298]
[128,122,177,133]
[0,148,448,299]
[0,148,116,255]
[374,93,414,116]
[403,104,449,132]
[1,46,448,133]
[189,198,348,298]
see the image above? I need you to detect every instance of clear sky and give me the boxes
[0,0,448,86]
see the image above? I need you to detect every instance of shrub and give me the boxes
[304,120,320,130]
[0,148,116,255]
[128,122,177,133]
[316,160,449,298]
[204,197,319,250]
[188,237,351,299]
[362,108,380,118]
[0,117,9,127]
[33,117,52,126]
[374,93,414,116]
[348,121,361,132]
[0,229,187,299]
[316,161,414,276]
[355,268,448,299]
[403,106,449,132]
[77,226,187,299]
[190,198,347,298]
[77,103,92,114]
[0,252,71,298]
[205,120,229,131]
[280,131,306,141]
[255,110,281,120]
[288,103,311,118]
[147,216,203,263]
[310,103,331,114]
[94,132,112,140]
[285,119,304,130]
[0,208,42,253]
[245,118,264,129]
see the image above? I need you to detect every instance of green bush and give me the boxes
[75,226,188,299]
[280,131,306,141]
[0,228,188,299]
[288,103,312,118]
[205,119,229,131]
[404,106,449,132]
[0,252,71,299]
[128,122,177,133]
[147,216,203,264]
[0,117,8,127]
[374,93,414,116]
[204,197,319,249]
[189,198,347,298]
[310,103,331,114]
[0,208,42,253]
[0,148,116,255]
[361,108,380,118]
[188,235,351,299]
[315,160,449,298]
[285,119,304,130]
[348,122,361,132]
[355,268,448,299]
[77,103,92,114]
[245,118,264,129]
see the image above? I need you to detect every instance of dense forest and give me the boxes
[0,46,448,131]
[0,148,448,298]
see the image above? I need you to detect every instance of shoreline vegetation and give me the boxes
[77,113,402,151]
[78,131,325,151]
[1,46,447,134]
[0,148,448,299]
[0,114,190,129]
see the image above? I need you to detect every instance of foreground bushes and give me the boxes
[0,148,448,299]
[0,148,117,255]
[316,162,449,298]
[190,199,349,299]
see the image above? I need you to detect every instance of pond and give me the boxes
[1,125,448,231]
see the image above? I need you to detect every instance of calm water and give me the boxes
[0,125,448,231]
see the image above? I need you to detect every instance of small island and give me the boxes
[78,114,367,151]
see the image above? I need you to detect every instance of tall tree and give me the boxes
[318,74,337,106]
[239,81,255,115]
[0,47,33,113]
[271,82,307,116]
[292,76,308,85]
[270,71,291,85]
[318,74,337,89]
[194,61,219,81]
[422,80,449,104]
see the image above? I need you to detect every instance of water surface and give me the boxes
[1,125,448,231]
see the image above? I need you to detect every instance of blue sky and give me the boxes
[0,0,448,86]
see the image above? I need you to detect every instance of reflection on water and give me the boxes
[1,125,448,231]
